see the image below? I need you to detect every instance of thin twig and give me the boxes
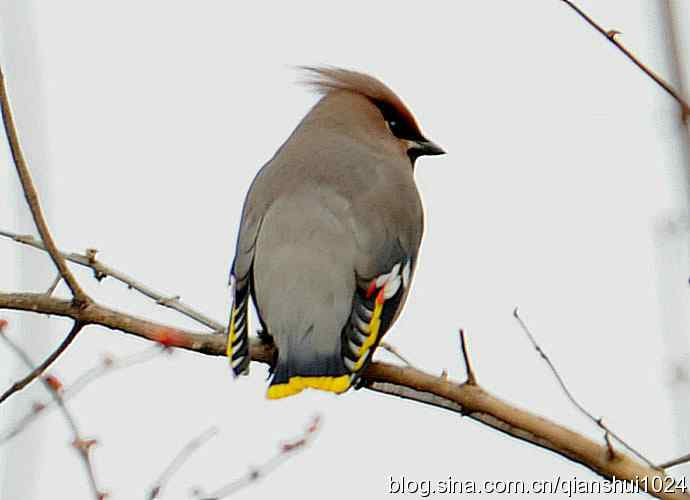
[603,426,615,461]
[0,345,165,444]
[458,329,476,385]
[513,307,655,468]
[0,326,105,499]
[559,0,690,120]
[656,1,690,473]
[45,274,62,296]
[0,229,223,333]
[659,453,690,470]
[148,426,219,500]
[0,320,85,404]
[0,67,89,305]
[195,416,321,500]
[659,0,690,201]
[379,342,414,367]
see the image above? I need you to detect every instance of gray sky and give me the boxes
[2,1,690,499]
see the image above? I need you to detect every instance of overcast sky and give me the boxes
[2,1,690,499]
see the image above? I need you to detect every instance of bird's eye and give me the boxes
[386,119,399,135]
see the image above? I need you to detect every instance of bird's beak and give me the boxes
[409,138,446,157]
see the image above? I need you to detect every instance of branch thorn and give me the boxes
[459,329,477,385]
[85,248,99,263]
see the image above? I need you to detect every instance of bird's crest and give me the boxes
[300,66,423,137]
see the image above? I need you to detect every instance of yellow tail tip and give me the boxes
[266,375,351,400]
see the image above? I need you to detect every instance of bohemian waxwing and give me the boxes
[227,67,444,399]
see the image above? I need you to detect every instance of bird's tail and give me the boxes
[267,332,350,399]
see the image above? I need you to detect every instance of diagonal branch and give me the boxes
[559,0,690,120]
[0,67,89,304]
[513,307,656,468]
[0,345,165,444]
[660,453,690,470]
[0,320,85,404]
[0,229,223,332]
[195,416,321,500]
[0,325,105,499]
[379,341,414,367]
[149,426,219,500]
[1,292,686,500]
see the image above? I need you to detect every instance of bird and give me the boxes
[227,66,444,399]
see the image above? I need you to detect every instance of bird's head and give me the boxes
[300,66,445,165]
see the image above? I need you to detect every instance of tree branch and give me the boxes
[1,291,685,500]
[0,320,85,404]
[660,453,690,470]
[0,345,165,444]
[0,292,233,358]
[149,426,219,500]
[0,229,223,332]
[513,307,655,468]
[559,0,690,120]
[194,416,321,500]
[0,324,105,499]
[0,69,89,304]
[379,341,414,367]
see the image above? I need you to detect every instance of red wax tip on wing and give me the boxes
[375,288,385,305]
[366,280,377,299]
[0,319,8,331]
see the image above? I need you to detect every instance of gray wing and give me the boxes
[227,164,274,375]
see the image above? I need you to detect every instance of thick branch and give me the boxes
[0,320,84,404]
[0,292,233,358]
[559,0,690,119]
[0,291,684,500]
[0,69,88,304]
